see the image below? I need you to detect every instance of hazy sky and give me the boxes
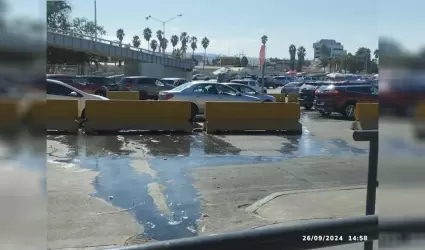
[7,0,425,58]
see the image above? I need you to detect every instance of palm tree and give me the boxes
[143,27,152,50]
[132,35,141,48]
[374,49,379,62]
[180,32,189,58]
[156,30,163,53]
[150,39,158,52]
[160,38,168,53]
[116,28,125,46]
[261,35,268,45]
[289,44,297,71]
[171,35,179,51]
[201,37,210,70]
[190,36,198,58]
[296,46,306,72]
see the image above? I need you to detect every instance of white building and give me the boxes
[313,39,344,59]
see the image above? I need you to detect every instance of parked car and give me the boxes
[192,74,210,81]
[117,76,174,99]
[158,82,261,114]
[46,79,109,117]
[281,82,304,95]
[273,76,295,86]
[298,81,333,110]
[314,84,378,118]
[222,83,276,102]
[230,79,267,93]
[46,74,117,96]
[257,77,277,89]
[161,78,189,87]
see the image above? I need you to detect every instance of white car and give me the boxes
[230,79,265,93]
[158,81,261,114]
[46,79,109,117]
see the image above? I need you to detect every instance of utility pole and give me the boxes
[94,0,97,42]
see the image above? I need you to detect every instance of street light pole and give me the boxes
[94,0,97,42]
[145,14,182,54]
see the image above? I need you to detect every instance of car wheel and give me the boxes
[139,91,148,100]
[343,102,356,119]
[319,111,331,116]
[304,105,312,110]
[94,90,106,97]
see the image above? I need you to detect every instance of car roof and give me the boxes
[162,78,185,80]
[329,84,377,88]
[123,76,154,79]
[47,79,82,92]
[77,75,108,78]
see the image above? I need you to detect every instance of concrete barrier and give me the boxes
[351,103,379,130]
[204,102,302,134]
[24,100,80,133]
[268,94,285,102]
[106,91,140,100]
[414,102,425,139]
[286,94,299,103]
[84,100,194,133]
[0,100,21,132]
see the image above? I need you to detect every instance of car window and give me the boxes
[346,86,372,94]
[161,79,175,85]
[86,78,115,85]
[155,80,165,86]
[47,81,82,97]
[238,85,257,95]
[215,84,237,95]
[118,78,133,84]
[228,85,242,92]
[137,78,155,85]
[173,82,193,91]
[193,84,218,95]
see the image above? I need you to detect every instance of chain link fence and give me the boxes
[46,64,125,76]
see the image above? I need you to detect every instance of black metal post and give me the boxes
[353,130,379,250]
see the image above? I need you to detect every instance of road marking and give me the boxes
[147,182,171,216]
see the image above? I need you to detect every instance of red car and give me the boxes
[46,74,119,96]
[314,84,379,119]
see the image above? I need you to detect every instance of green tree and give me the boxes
[374,49,379,62]
[261,35,268,45]
[212,57,220,66]
[71,17,106,37]
[132,35,141,48]
[201,37,210,69]
[116,28,125,45]
[180,32,189,58]
[296,46,306,72]
[150,39,158,52]
[356,47,371,73]
[171,35,179,51]
[289,44,297,70]
[190,36,198,58]
[241,56,249,67]
[233,57,241,67]
[172,48,183,59]
[156,30,163,53]
[160,38,168,53]
[143,27,152,50]
[47,0,72,30]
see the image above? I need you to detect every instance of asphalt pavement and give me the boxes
[42,92,425,249]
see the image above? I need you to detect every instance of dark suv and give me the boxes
[314,84,378,118]
[46,74,119,96]
[118,76,174,99]
[298,81,333,109]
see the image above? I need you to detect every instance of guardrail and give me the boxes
[47,28,191,62]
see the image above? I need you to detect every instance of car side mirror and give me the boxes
[69,91,78,97]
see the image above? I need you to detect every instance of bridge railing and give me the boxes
[47,28,191,62]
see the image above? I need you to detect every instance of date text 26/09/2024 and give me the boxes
[302,235,368,242]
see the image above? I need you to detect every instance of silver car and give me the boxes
[158,81,261,113]
[222,83,276,102]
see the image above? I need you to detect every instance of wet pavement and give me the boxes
[42,113,425,242]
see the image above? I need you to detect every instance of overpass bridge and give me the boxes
[47,29,194,78]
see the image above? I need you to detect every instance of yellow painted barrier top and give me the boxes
[355,103,379,121]
[107,91,140,100]
[205,102,300,120]
[0,100,21,122]
[416,101,425,119]
[85,100,191,121]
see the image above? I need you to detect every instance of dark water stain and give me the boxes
[46,129,371,241]
[380,138,425,156]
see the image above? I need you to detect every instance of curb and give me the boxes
[245,185,366,214]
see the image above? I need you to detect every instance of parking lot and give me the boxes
[42,90,425,249]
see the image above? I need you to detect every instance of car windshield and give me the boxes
[171,82,193,91]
